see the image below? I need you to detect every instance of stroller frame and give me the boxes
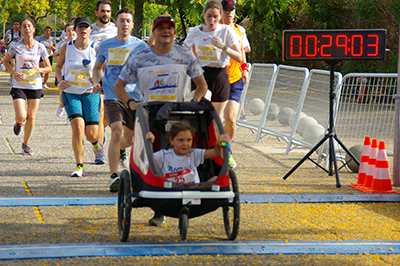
[117,101,240,241]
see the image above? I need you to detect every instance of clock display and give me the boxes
[282,29,386,61]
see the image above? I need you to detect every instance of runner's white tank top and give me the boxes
[64,40,96,94]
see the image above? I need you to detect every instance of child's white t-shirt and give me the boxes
[153,148,205,184]
[184,24,241,67]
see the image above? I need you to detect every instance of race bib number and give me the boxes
[69,70,90,86]
[20,69,39,83]
[108,48,130,65]
[197,45,218,61]
[165,169,196,184]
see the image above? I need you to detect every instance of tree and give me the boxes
[0,0,70,24]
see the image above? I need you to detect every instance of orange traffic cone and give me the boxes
[364,141,399,194]
[350,136,370,189]
[359,138,378,192]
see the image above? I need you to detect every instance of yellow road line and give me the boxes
[21,181,45,223]
[5,137,15,154]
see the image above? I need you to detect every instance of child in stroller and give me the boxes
[145,120,230,184]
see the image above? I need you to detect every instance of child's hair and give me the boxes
[168,121,195,145]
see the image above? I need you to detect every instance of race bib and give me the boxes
[165,169,196,184]
[108,48,130,65]
[69,70,90,86]
[197,45,218,61]
[20,69,39,83]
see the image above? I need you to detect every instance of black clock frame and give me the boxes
[282,29,386,61]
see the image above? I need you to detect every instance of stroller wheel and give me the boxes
[223,169,240,240]
[179,212,189,241]
[118,169,132,242]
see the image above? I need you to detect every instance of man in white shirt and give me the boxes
[90,0,118,165]
[114,14,207,227]
[5,20,22,85]
[37,27,57,89]
[90,0,118,43]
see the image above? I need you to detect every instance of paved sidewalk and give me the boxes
[1,72,400,265]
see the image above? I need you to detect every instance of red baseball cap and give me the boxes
[152,14,175,31]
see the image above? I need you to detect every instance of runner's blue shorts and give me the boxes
[229,78,244,102]
[62,91,101,125]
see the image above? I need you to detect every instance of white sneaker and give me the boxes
[71,166,84,177]
[43,84,49,89]
[66,118,70,125]
[56,105,65,117]
[119,151,129,168]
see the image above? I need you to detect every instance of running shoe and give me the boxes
[71,166,84,177]
[239,115,247,121]
[22,143,33,155]
[66,118,70,125]
[149,214,166,226]
[7,77,12,85]
[93,142,104,158]
[228,152,236,169]
[109,173,120,192]
[13,122,22,136]
[95,154,106,165]
[56,105,65,117]
[43,84,49,89]
[119,150,129,168]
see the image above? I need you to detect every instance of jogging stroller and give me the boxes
[118,101,240,241]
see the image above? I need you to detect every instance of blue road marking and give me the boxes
[1,241,400,260]
[1,193,400,207]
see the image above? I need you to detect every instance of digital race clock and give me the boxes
[282,29,386,61]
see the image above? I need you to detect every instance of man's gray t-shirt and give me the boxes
[119,45,203,102]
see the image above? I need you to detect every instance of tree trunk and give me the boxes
[133,0,144,38]
[178,7,186,39]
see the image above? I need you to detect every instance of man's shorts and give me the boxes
[229,78,244,102]
[104,100,134,130]
[62,91,101,125]
[10,88,42,100]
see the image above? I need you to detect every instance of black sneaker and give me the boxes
[22,143,33,155]
[109,173,120,192]
[149,213,166,226]
[119,150,129,168]
[13,122,22,136]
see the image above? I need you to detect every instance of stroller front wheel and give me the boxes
[223,169,240,240]
[179,209,189,241]
[118,169,132,242]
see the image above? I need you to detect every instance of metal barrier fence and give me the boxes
[236,65,397,159]
[335,73,397,155]
[237,63,278,134]
[286,69,342,154]
[254,65,310,149]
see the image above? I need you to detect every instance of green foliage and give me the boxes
[160,0,205,37]
[244,0,307,63]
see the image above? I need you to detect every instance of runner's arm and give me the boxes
[191,74,207,101]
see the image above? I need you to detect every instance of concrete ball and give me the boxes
[303,124,325,145]
[278,107,295,126]
[248,98,265,115]
[297,116,318,137]
[345,144,363,173]
[267,103,280,121]
[289,112,306,127]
